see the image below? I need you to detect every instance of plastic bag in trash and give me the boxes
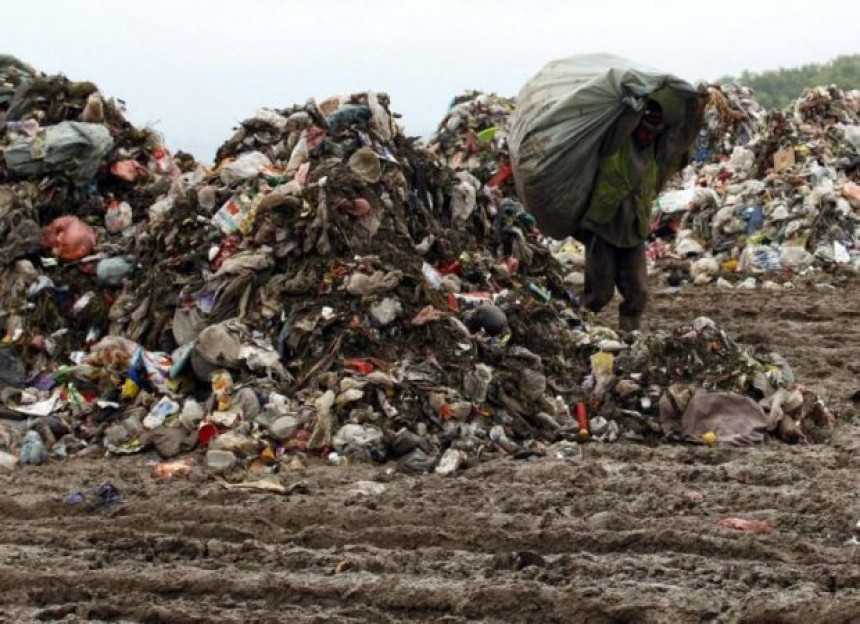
[105,200,133,233]
[219,151,273,185]
[42,216,96,262]
[4,121,114,181]
[212,193,256,235]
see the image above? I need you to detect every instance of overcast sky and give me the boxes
[6,0,855,162]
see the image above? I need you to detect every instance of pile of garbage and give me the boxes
[693,85,766,164]
[0,56,835,478]
[426,91,517,211]
[590,316,834,445]
[648,84,860,287]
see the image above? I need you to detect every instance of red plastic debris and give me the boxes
[285,428,311,452]
[344,358,374,375]
[110,159,149,182]
[339,197,372,217]
[197,423,221,446]
[487,162,512,189]
[717,517,773,534]
[331,264,353,277]
[447,293,459,312]
[151,146,179,177]
[439,260,464,276]
[210,235,240,270]
[42,216,96,262]
[575,402,589,433]
[439,404,454,421]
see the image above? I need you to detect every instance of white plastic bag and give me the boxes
[220,151,271,185]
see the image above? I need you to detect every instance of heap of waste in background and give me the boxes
[0,57,836,478]
[426,91,517,204]
[429,87,860,292]
[649,84,860,289]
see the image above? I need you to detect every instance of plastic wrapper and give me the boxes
[211,370,234,411]
[105,200,133,233]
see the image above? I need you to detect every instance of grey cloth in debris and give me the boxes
[680,391,769,445]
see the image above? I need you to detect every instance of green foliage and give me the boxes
[719,55,860,110]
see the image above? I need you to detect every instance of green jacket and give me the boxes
[583,137,658,240]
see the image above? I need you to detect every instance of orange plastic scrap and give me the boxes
[260,446,276,463]
[716,517,773,534]
[42,216,96,261]
[151,458,194,479]
[843,182,860,204]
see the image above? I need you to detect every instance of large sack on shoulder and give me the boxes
[509,54,699,239]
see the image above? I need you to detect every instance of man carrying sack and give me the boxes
[509,54,707,331]
[581,99,667,331]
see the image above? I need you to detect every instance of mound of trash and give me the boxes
[648,84,860,287]
[424,85,860,292]
[426,91,515,188]
[0,56,836,478]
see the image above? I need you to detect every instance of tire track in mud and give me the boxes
[0,282,859,623]
[3,438,860,623]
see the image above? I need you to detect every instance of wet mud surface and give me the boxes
[2,283,860,623]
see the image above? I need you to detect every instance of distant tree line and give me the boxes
[718,54,860,109]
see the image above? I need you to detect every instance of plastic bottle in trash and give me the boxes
[4,119,39,137]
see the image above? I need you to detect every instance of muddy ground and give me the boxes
[1,281,860,623]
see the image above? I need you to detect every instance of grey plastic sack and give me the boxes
[3,121,114,181]
[509,54,699,239]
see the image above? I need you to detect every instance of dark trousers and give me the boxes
[583,235,648,320]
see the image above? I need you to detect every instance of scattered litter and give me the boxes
[717,517,774,534]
